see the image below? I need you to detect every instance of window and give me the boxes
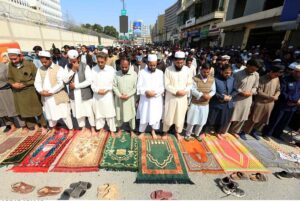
[233,0,247,19]
[263,0,284,11]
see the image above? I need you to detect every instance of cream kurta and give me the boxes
[163,65,193,127]
[231,69,259,121]
[137,67,164,125]
[91,65,116,119]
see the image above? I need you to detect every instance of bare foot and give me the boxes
[6,125,17,135]
[130,131,137,138]
[151,130,158,139]
[217,134,224,140]
[117,130,122,138]
[175,133,183,141]
[81,127,86,133]
[91,128,98,136]
[111,131,116,138]
[68,130,74,138]
[41,127,48,135]
[199,133,206,140]
[21,127,29,135]
[139,133,145,139]
[232,133,240,138]
[162,133,168,140]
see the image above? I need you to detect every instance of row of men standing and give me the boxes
[2,48,300,142]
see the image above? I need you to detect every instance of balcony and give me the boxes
[176,0,196,15]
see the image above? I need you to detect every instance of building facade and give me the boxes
[165,1,180,43]
[1,0,63,27]
[219,0,300,49]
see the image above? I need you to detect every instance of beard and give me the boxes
[148,67,156,73]
[122,69,129,74]
[174,65,182,71]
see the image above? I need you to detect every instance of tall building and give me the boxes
[219,0,300,49]
[1,0,63,27]
[165,1,180,42]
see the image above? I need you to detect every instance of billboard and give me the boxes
[119,16,128,33]
[133,20,142,37]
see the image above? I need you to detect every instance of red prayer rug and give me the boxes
[52,130,108,172]
[11,129,70,173]
[204,134,269,173]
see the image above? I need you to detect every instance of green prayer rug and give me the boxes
[100,132,138,171]
[136,135,193,184]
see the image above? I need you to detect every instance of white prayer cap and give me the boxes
[254,52,260,55]
[191,48,195,52]
[150,50,155,54]
[148,54,157,62]
[164,51,169,55]
[288,63,297,70]
[38,51,51,58]
[221,55,230,60]
[295,65,300,71]
[294,50,300,55]
[174,51,185,59]
[248,53,253,56]
[288,45,294,49]
[243,50,247,52]
[7,48,21,55]
[185,52,189,56]
[273,58,282,63]
[67,50,79,59]
[101,48,108,54]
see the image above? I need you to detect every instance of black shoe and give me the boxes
[251,131,260,140]
[3,126,11,133]
[239,132,247,141]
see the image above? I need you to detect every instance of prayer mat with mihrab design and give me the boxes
[179,139,223,173]
[136,135,193,184]
[52,130,108,172]
[11,130,70,173]
[1,130,45,165]
[100,132,138,171]
[204,134,269,173]
[0,129,29,164]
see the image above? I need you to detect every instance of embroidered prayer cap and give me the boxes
[67,50,79,59]
[148,54,157,62]
[102,48,108,54]
[38,51,51,58]
[221,55,231,60]
[7,48,21,55]
[174,51,185,59]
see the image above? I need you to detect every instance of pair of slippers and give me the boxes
[217,177,245,198]
[230,172,268,182]
[59,181,92,200]
[97,183,118,200]
[11,182,62,197]
[274,171,300,179]
[150,190,173,200]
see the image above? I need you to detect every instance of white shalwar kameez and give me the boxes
[137,67,164,132]
[34,64,73,129]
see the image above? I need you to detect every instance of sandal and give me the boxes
[98,183,118,200]
[230,172,248,180]
[11,182,35,194]
[222,183,245,198]
[150,190,173,200]
[70,181,92,190]
[184,136,194,142]
[249,173,267,182]
[59,189,72,200]
[37,186,63,197]
[70,186,86,199]
[274,171,294,179]
[195,136,202,142]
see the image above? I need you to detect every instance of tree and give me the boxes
[103,26,119,38]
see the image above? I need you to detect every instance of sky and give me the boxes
[61,0,177,30]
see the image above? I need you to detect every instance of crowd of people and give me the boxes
[0,43,299,144]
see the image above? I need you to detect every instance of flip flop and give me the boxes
[249,173,267,182]
[37,186,63,197]
[59,189,72,200]
[274,171,294,179]
[70,186,86,199]
[218,177,239,188]
[97,183,118,200]
[11,182,35,194]
[230,172,248,180]
[150,190,173,200]
[70,181,92,190]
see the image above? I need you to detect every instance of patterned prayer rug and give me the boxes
[11,129,70,173]
[52,130,108,172]
[100,132,138,171]
[0,129,28,164]
[204,134,269,173]
[263,137,300,155]
[136,135,193,184]
[1,130,45,165]
[179,139,223,173]
[239,136,294,168]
